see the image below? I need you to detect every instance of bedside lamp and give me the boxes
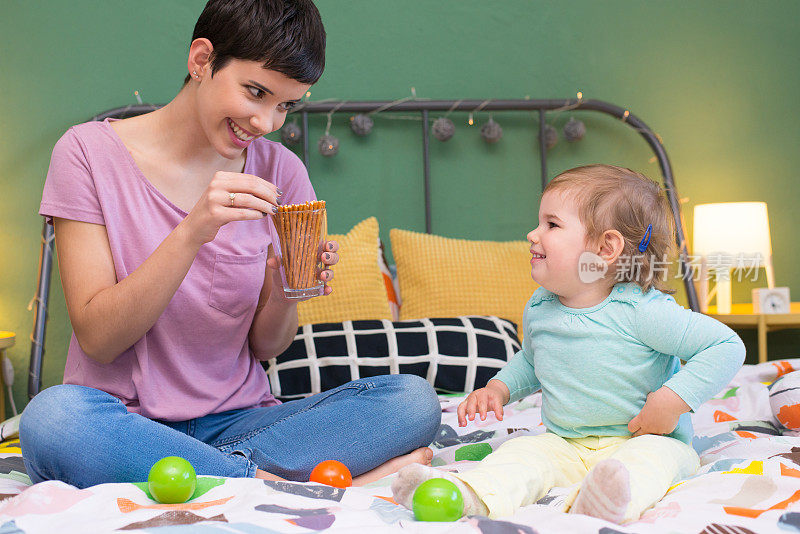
[693,202,773,314]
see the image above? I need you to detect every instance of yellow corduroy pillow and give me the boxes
[297,217,393,325]
[390,229,538,339]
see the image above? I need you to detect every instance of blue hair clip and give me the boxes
[638,224,652,253]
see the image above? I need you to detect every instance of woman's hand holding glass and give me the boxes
[182,171,282,247]
[457,379,511,427]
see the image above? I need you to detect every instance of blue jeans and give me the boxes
[20,374,441,489]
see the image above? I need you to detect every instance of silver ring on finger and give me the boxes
[229,192,236,207]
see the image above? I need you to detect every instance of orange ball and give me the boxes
[309,460,352,488]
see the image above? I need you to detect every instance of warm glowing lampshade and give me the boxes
[693,202,772,263]
[693,202,773,313]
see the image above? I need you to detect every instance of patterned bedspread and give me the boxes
[1,360,799,533]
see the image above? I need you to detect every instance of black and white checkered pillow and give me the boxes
[264,316,521,400]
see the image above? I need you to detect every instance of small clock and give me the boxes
[752,287,791,314]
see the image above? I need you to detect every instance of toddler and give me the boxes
[392,164,745,523]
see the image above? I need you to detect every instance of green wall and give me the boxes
[2,1,799,417]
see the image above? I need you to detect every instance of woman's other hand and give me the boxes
[317,240,339,296]
[264,239,339,304]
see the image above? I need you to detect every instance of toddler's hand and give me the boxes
[628,386,691,437]
[457,380,510,427]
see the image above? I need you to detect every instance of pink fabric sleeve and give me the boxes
[39,128,105,225]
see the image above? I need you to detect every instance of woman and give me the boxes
[21,0,440,488]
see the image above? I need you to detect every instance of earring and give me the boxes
[192,70,199,79]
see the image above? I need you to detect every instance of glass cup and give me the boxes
[269,202,327,299]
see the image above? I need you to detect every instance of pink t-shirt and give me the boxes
[39,119,315,421]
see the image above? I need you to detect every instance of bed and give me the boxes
[0,359,798,532]
[5,100,788,532]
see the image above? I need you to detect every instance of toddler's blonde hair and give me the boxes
[544,164,676,293]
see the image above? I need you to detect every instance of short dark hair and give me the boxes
[184,0,326,85]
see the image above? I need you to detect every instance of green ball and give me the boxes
[412,478,464,522]
[147,456,197,504]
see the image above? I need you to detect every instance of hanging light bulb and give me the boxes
[432,117,455,142]
[541,124,558,150]
[349,114,374,136]
[480,118,503,144]
[563,117,586,142]
[318,135,339,157]
[280,121,302,146]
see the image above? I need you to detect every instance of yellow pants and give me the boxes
[455,432,700,521]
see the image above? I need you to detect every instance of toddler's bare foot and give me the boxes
[570,458,631,524]
[352,447,433,486]
[391,463,488,517]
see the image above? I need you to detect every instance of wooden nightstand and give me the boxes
[0,332,14,419]
[705,303,800,364]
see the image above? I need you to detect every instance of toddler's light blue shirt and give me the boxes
[493,283,745,444]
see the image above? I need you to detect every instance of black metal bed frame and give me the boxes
[28,98,698,400]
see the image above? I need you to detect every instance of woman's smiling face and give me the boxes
[194,59,310,159]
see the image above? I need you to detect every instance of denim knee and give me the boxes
[20,385,116,482]
[384,374,441,447]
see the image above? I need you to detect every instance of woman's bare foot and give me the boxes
[253,448,432,486]
[352,447,434,486]
[255,468,286,482]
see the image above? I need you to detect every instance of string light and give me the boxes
[279,91,661,165]
[432,117,455,141]
[318,135,338,156]
[542,124,558,150]
[564,117,586,142]
[444,99,463,118]
[480,117,503,144]
[536,90,586,151]
[471,99,492,126]
[350,114,373,136]
[111,91,158,121]
[431,99,463,142]
[281,120,302,146]
[616,109,666,147]
[367,88,419,116]
[318,100,346,156]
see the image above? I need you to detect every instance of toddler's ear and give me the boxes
[598,229,625,264]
